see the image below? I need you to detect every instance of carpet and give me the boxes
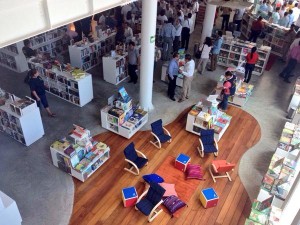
[265,53,278,71]
[155,156,200,218]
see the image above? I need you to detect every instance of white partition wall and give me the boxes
[0,0,138,48]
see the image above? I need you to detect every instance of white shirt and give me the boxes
[99,15,106,24]
[293,7,300,22]
[175,24,182,36]
[199,44,212,59]
[279,9,285,18]
[296,15,300,26]
[182,59,195,77]
[157,15,168,25]
[193,2,200,13]
[182,18,192,29]
[124,27,133,38]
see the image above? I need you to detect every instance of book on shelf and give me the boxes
[249,209,269,224]
[244,218,263,225]
[51,139,71,152]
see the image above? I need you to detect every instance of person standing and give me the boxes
[279,40,300,83]
[127,41,140,84]
[234,8,245,31]
[181,13,192,50]
[124,22,133,43]
[221,7,232,31]
[161,18,176,61]
[154,44,162,78]
[217,71,235,111]
[278,12,290,27]
[209,31,223,71]
[29,69,56,117]
[178,54,195,102]
[248,16,264,43]
[282,24,297,61]
[197,37,212,74]
[173,18,182,53]
[279,5,286,18]
[288,9,295,27]
[22,39,36,58]
[244,47,259,83]
[167,52,180,101]
[270,7,280,24]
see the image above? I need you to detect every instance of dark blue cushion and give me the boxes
[201,135,214,145]
[124,142,138,162]
[136,199,154,216]
[135,157,148,168]
[143,174,164,183]
[200,129,214,137]
[203,144,217,153]
[157,134,171,143]
[151,119,164,136]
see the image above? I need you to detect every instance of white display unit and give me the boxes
[161,62,184,87]
[218,40,271,76]
[68,32,116,71]
[0,191,22,225]
[0,94,44,146]
[28,58,93,107]
[185,101,232,142]
[241,13,289,57]
[50,125,110,182]
[0,26,67,73]
[103,54,129,85]
[101,107,148,139]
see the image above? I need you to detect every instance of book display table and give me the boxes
[185,98,232,141]
[0,89,44,146]
[0,191,22,225]
[247,122,300,224]
[68,31,116,71]
[241,13,289,58]
[218,39,271,76]
[100,87,148,139]
[122,186,138,207]
[28,57,93,107]
[50,124,110,182]
[215,72,254,107]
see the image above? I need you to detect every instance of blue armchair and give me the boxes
[150,119,172,149]
[124,142,148,176]
[135,182,166,222]
[197,129,219,158]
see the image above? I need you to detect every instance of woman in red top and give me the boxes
[244,47,259,83]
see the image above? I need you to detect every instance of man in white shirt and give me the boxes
[181,13,192,50]
[124,22,133,43]
[178,54,195,102]
[192,0,200,13]
[293,3,300,22]
[173,18,182,52]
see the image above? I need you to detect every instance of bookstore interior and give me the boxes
[0,0,300,225]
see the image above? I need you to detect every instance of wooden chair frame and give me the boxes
[135,188,164,222]
[197,137,219,158]
[124,149,148,176]
[209,163,235,182]
[150,127,172,149]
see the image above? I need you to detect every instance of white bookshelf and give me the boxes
[50,125,110,182]
[241,13,288,57]
[103,54,129,85]
[0,26,67,73]
[0,191,22,225]
[68,32,116,71]
[0,94,44,146]
[218,40,271,76]
[28,58,93,107]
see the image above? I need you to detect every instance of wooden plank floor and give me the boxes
[69,105,261,225]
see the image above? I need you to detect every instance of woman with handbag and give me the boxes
[197,37,212,75]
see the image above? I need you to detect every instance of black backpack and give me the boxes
[227,74,237,96]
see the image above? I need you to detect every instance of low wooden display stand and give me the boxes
[50,124,110,182]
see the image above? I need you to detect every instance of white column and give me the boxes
[201,3,216,44]
[139,0,157,111]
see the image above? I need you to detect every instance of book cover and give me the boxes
[249,209,269,224]
[244,218,262,225]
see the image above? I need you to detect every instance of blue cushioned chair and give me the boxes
[135,182,166,222]
[150,119,172,149]
[124,142,148,176]
[197,129,219,158]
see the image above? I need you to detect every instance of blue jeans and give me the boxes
[244,63,255,83]
[219,94,229,110]
[280,58,297,80]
